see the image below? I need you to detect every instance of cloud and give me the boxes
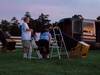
[0,0,100,21]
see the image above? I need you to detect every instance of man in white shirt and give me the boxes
[21,17,33,59]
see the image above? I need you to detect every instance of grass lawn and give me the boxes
[0,49,100,75]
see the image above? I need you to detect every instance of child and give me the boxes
[38,28,52,59]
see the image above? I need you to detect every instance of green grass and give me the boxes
[0,49,100,75]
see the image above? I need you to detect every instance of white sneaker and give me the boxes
[27,48,32,59]
[27,56,32,59]
[23,53,27,59]
[27,53,32,59]
[36,50,42,59]
[47,54,50,59]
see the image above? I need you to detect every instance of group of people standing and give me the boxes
[20,17,52,59]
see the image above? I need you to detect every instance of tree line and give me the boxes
[0,12,100,36]
[0,12,52,36]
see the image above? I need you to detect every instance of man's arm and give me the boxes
[26,29,33,32]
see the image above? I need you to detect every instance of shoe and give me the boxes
[47,55,50,59]
[23,53,27,59]
[36,50,43,59]
[27,56,32,60]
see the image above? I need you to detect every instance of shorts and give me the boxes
[22,40,31,48]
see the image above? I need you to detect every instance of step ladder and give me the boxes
[50,26,69,59]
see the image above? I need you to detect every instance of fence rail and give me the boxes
[0,36,22,48]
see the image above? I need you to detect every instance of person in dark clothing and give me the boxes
[38,28,52,59]
[0,29,16,52]
[0,30,7,50]
[0,30,7,52]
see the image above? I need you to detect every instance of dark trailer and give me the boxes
[58,18,100,49]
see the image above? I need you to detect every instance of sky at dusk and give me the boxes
[0,0,100,22]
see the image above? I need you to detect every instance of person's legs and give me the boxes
[27,40,33,59]
[39,40,49,59]
[0,33,7,52]
[23,47,28,58]
[22,40,30,59]
[44,40,49,58]
[38,40,46,58]
[35,41,42,59]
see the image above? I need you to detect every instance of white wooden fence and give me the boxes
[0,36,22,48]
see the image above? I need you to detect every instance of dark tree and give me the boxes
[97,16,100,20]
[24,12,51,32]
[1,20,10,31]
[35,13,51,32]
[72,14,84,20]
[9,17,20,36]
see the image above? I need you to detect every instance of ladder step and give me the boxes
[50,26,69,59]
[55,34,61,35]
